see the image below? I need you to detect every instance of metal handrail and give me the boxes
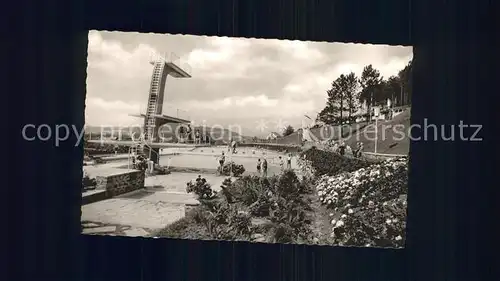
[127,138,160,170]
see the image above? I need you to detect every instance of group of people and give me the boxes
[178,125,210,144]
[257,153,293,176]
[131,154,148,171]
[256,158,268,176]
[216,149,294,177]
[329,140,364,158]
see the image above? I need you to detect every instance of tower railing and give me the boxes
[149,51,192,77]
[137,104,191,121]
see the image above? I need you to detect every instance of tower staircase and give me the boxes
[144,62,166,143]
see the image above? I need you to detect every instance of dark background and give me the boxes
[5,0,495,280]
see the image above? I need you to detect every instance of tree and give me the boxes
[282,125,295,137]
[384,76,402,106]
[338,72,359,122]
[317,73,359,125]
[316,104,336,125]
[398,60,412,106]
[359,65,383,122]
[316,76,345,125]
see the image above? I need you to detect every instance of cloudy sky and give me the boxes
[86,30,412,137]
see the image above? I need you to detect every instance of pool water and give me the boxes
[159,146,299,176]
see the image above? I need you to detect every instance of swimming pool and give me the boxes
[159,146,299,176]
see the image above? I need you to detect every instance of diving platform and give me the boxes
[129,113,191,124]
[149,52,191,78]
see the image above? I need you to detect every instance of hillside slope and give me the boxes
[344,109,411,155]
[273,122,369,146]
[275,109,411,155]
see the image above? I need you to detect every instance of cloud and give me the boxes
[85,97,142,126]
[85,31,412,136]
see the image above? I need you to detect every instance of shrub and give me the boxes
[218,161,246,177]
[183,170,315,243]
[300,147,372,176]
[186,175,217,199]
[253,171,313,243]
[267,193,312,243]
[236,176,268,204]
[275,170,310,199]
[156,208,210,239]
[195,200,252,240]
[219,178,238,203]
[248,185,274,217]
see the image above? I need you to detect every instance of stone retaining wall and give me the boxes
[96,170,145,197]
[362,152,406,161]
[82,190,108,205]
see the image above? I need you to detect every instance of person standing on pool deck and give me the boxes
[356,142,364,158]
[262,158,268,177]
[195,130,200,144]
[353,142,360,157]
[287,153,292,170]
[338,140,346,156]
[256,158,261,175]
[332,141,339,153]
[231,139,237,153]
[278,156,284,171]
[218,152,226,175]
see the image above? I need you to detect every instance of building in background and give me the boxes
[266,132,281,140]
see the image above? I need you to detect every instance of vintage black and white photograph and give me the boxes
[82,30,412,248]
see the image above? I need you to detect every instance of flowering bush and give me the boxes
[218,161,246,177]
[316,157,407,210]
[186,176,217,199]
[315,157,408,248]
[330,196,407,247]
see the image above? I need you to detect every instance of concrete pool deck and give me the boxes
[145,172,231,192]
[81,172,232,236]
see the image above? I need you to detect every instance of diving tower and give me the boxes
[131,52,192,164]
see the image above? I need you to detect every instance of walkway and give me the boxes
[81,172,230,236]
